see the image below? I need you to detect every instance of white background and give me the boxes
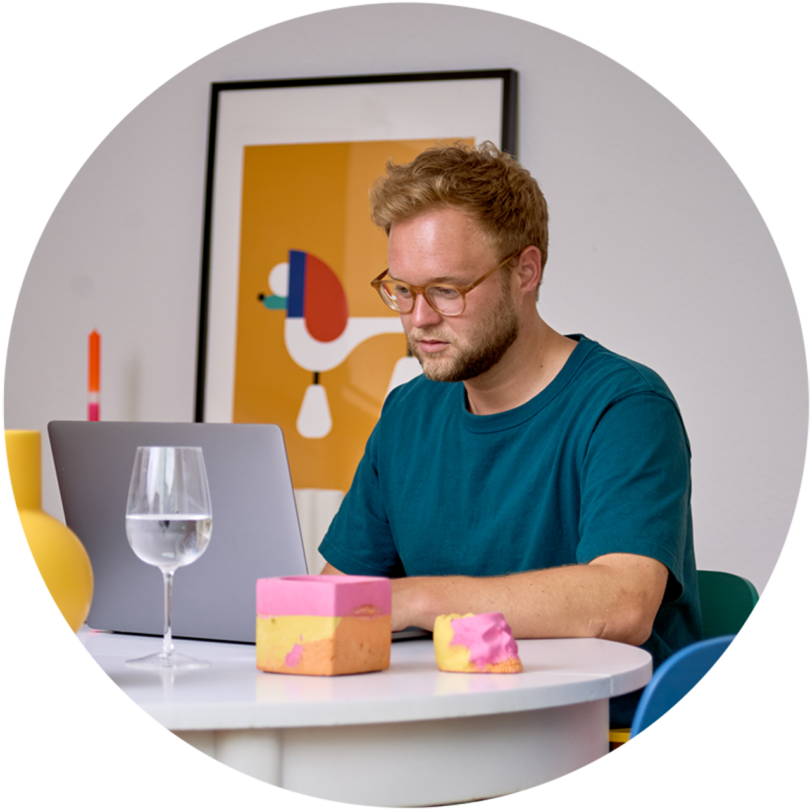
[5,2,805,597]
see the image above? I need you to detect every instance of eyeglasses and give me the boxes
[370,250,522,317]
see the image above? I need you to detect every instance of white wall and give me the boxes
[4,4,806,596]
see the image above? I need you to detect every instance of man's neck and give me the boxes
[463,318,577,416]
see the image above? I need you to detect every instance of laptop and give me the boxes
[48,421,308,643]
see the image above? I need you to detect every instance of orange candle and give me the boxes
[88,330,100,421]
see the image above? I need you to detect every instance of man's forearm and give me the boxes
[391,553,668,646]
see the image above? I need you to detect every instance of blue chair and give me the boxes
[629,634,735,738]
[609,570,758,748]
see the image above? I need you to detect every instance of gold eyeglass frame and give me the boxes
[370,250,523,317]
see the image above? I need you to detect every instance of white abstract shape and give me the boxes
[296,383,332,439]
[386,355,423,397]
[285,316,405,373]
[269,262,290,297]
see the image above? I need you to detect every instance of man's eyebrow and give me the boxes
[387,271,464,285]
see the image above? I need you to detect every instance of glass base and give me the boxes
[125,651,210,671]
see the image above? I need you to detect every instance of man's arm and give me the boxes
[323,553,668,645]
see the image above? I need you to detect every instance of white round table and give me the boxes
[79,627,651,806]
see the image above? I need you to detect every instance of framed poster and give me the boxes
[195,70,518,491]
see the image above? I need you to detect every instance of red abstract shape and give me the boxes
[304,253,349,342]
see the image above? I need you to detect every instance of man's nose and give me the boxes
[409,293,443,327]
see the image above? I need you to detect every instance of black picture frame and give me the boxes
[194,69,518,423]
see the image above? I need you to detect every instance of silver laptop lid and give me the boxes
[47,421,308,643]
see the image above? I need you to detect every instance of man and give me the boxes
[319,141,701,727]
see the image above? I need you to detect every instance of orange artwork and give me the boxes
[231,139,472,491]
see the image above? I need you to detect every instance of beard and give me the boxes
[407,295,520,383]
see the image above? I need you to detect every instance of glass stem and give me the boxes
[162,569,175,657]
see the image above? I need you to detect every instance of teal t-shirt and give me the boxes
[320,335,701,726]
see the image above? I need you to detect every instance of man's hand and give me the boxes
[324,555,668,645]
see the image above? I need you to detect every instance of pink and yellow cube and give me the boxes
[433,612,523,673]
[256,575,392,675]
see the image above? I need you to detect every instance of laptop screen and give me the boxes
[48,421,308,643]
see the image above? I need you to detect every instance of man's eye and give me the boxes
[394,285,413,298]
[431,286,460,299]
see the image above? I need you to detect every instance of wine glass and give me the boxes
[124,446,212,670]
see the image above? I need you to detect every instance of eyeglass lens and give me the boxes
[380,281,465,315]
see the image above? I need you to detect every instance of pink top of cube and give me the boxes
[450,612,520,667]
[256,575,392,617]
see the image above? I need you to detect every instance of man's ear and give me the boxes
[515,245,543,293]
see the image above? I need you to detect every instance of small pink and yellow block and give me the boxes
[256,575,392,676]
[433,612,523,674]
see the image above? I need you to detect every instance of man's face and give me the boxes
[388,208,519,383]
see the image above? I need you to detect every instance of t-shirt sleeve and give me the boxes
[576,391,692,598]
[318,422,405,577]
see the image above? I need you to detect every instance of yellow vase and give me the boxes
[5,429,94,632]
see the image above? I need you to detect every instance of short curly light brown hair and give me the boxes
[369,141,549,271]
